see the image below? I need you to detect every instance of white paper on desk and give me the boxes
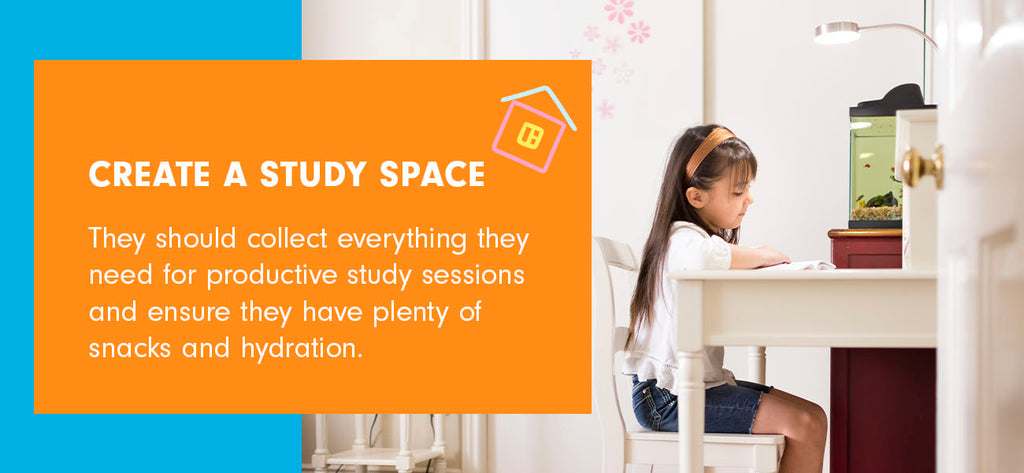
[755,260,837,271]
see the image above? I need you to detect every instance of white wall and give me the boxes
[301,1,927,472]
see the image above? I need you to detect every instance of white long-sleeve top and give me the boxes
[621,221,737,394]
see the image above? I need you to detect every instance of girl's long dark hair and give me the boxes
[626,124,757,350]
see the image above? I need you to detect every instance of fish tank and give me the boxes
[849,84,935,229]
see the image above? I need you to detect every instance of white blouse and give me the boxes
[622,221,737,394]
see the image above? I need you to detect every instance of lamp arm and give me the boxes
[859,23,938,48]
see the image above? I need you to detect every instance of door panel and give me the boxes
[935,0,1024,472]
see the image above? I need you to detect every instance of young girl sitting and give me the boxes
[623,125,828,473]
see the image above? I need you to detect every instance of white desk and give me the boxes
[670,269,937,473]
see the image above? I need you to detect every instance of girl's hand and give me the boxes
[756,246,791,267]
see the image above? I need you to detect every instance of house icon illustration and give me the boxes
[491,86,577,174]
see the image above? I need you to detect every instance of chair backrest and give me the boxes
[592,236,639,471]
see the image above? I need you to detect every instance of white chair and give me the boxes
[592,236,785,473]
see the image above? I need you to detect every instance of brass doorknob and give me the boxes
[901,145,944,189]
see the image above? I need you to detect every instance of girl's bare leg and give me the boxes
[768,388,828,431]
[751,392,828,473]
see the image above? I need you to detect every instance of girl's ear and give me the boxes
[685,187,705,208]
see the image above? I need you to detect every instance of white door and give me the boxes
[934,1,1024,472]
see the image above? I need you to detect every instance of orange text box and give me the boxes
[34,60,591,413]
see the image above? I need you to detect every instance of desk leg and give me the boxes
[676,280,705,473]
[749,346,767,385]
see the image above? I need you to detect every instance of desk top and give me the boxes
[671,269,937,348]
[669,269,936,281]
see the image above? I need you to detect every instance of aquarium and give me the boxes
[848,84,935,229]
[850,116,901,227]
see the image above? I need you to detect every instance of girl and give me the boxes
[623,125,828,473]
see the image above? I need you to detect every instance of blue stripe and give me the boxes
[1,1,300,471]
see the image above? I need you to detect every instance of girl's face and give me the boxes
[690,175,754,233]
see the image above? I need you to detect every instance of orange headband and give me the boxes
[685,127,735,181]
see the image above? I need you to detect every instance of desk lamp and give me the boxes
[814,21,938,48]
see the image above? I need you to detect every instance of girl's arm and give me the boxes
[728,244,791,269]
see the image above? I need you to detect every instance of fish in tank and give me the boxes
[848,84,934,229]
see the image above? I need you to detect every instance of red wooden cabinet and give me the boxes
[828,229,936,473]
[828,228,903,269]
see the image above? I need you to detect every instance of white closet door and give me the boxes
[934,1,1024,472]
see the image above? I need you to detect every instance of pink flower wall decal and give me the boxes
[628,21,650,43]
[592,58,607,76]
[603,37,622,54]
[596,99,615,119]
[569,48,582,59]
[584,25,600,42]
[613,63,634,84]
[604,0,634,24]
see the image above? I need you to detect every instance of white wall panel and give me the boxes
[303,0,462,59]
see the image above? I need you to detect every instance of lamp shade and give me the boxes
[815,21,861,44]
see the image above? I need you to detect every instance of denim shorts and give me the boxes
[631,375,772,434]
